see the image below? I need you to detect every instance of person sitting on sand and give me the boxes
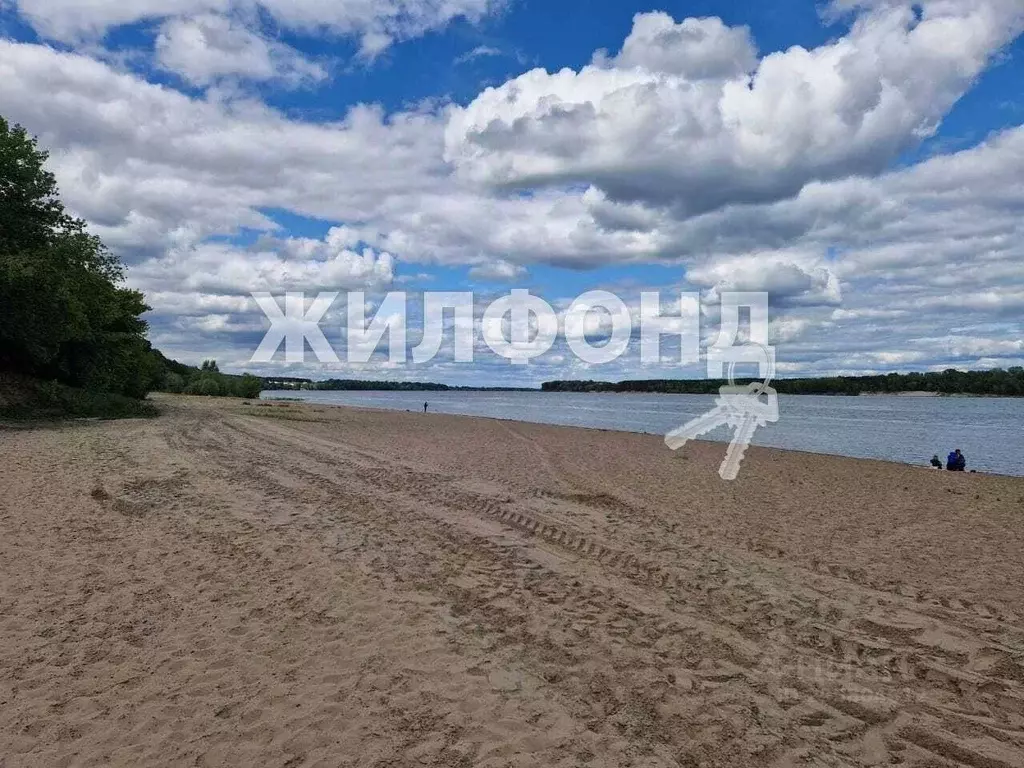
[946,449,966,471]
[930,455,943,469]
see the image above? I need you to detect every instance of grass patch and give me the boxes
[241,403,325,423]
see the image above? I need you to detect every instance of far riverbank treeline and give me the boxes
[260,368,1024,397]
[541,368,1024,397]
[263,378,532,392]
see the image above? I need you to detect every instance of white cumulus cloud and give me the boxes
[10,0,502,58]
[155,14,327,86]
[445,2,1024,215]
[608,13,757,80]
[2,3,1024,377]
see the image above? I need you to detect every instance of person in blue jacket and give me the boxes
[946,449,966,471]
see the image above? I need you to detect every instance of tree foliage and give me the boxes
[1,118,277,412]
[542,368,1024,396]
[150,352,263,399]
[266,378,530,392]
[0,116,159,399]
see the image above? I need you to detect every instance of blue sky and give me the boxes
[1,0,1023,385]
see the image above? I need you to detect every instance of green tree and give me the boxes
[163,372,186,394]
[0,116,157,398]
[0,119,67,255]
[234,373,263,399]
[184,375,225,397]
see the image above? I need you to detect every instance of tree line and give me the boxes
[1,116,160,407]
[153,355,263,399]
[542,368,1024,396]
[0,117,258,416]
[267,379,532,392]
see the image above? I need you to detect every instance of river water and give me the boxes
[261,390,1024,477]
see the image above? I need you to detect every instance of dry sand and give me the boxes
[2,395,1024,767]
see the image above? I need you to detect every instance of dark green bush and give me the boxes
[0,378,158,420]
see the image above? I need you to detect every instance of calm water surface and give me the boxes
[262,390,1024,477]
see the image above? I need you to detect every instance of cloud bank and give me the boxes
[0,0,1022,380]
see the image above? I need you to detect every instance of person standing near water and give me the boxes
[423,402,428,413]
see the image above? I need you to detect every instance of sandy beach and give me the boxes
[2,396,1024,767]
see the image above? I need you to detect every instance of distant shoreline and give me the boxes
[263,369,1024,399]
[264,388,1024,399]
